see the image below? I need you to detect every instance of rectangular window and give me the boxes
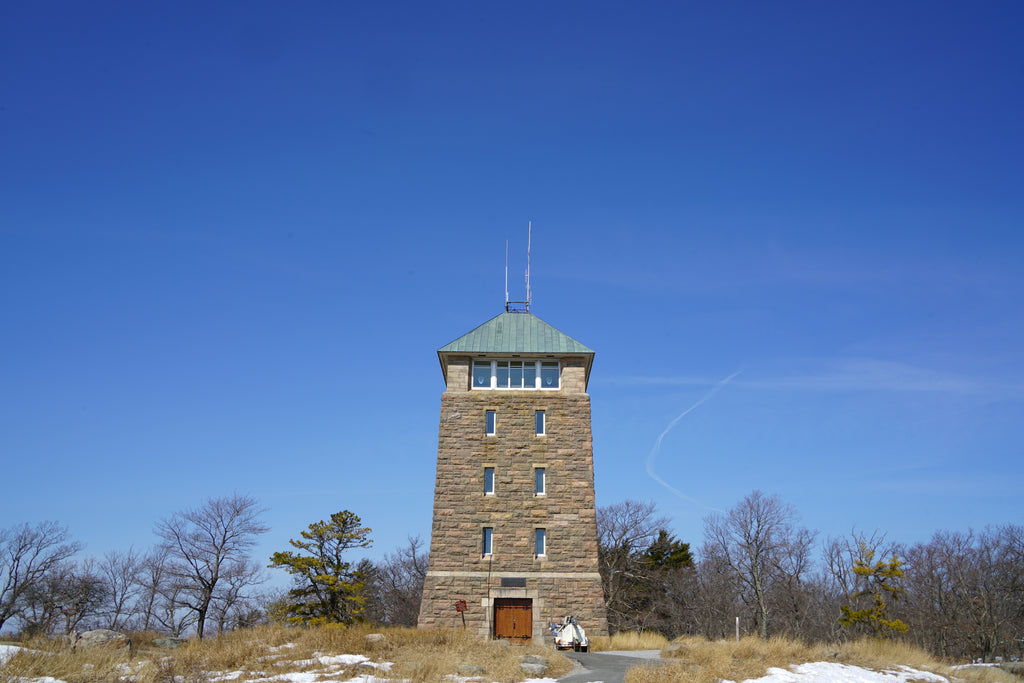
[535,528,546,557]
[535,410,546,436]
[540,362,559,389]
[472,361,492,388]
[534,467,546,495]
[470,361,560,390]
[485,410,496,435]
[510,361,523,388]
[524,363,537,387]
[484,467,494,495]
[482,527,493,556]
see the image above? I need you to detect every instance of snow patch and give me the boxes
[726,662,949,683]
[0,644,26,665]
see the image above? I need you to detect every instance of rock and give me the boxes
[520,654,549,676]
[364,633,389,650]
[458,664,486,676]
[520,654,548,667]
[520,662,548,676]
[77,629,130,650]
[153,638,188,649]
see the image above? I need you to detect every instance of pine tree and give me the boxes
[643,530,694,570]
[269,511,373,625]
[839,545,909,640]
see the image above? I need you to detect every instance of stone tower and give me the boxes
[417,310,608,642]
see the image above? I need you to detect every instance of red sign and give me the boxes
[455,600,468,612]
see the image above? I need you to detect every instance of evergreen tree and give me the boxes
[643,530,694,570]
[839,545,909,640]
[269,511,372,625]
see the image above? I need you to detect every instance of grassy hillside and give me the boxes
[0,624,574,683]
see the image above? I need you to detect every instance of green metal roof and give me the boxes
[439,311,594,355]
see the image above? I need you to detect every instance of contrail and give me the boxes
[645,370,742,512]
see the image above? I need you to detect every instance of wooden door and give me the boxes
[493,598,532,643]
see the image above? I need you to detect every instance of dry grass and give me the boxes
[1,635,156,683]
[0,624,574,683]
[384,628,571,682]
[625,635,1023,683]
[590,630,670,652]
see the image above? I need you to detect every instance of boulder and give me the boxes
[77,629,130,650]
[520,662,548,676]
[364,633,388,650]
[458,664,486,676]
[520,654,549,676]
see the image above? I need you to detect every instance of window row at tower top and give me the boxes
[472,360,560,390]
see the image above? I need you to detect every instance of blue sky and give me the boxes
[2,2,1022,578]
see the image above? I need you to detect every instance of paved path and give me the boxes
[558,650,664,683]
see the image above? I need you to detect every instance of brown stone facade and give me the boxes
[417,355,609,641]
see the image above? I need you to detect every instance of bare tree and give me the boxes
[155,493,268,638]
[150,578,198,637]
[368,536,429,626]
[693,550,744,639]
[98,548,143,631]
[20,559,107,635]
[903,526,1024,661]
[597,500,677,634]
[208,559,265,635]
[135,546,172,632]
[766,523,816,638]
[0,521,82,633]
[703,490,815,639]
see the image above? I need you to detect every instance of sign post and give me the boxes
[455,600,468,629]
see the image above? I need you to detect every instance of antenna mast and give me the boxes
[504,222,533,313]
[525,221,531,309]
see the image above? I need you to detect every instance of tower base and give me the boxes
[418,570,608,642]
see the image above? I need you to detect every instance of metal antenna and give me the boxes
[525,221,532,311]
[504,223,533,313]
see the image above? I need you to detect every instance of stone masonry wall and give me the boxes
[418,355,608,640]
[419,572,607,640]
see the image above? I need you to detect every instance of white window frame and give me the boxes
[482,527,493,557]
[534,467,546,496]
[485,410,496,436]
[484,466,495,495]
[472,360,560,390]
[535,528,546,558]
